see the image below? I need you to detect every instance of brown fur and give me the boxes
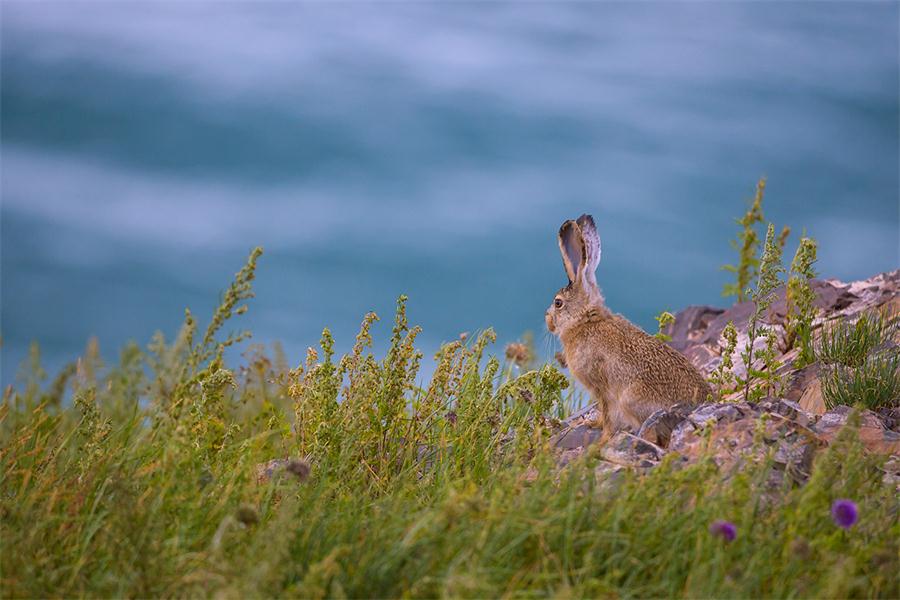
[546,215,711,439]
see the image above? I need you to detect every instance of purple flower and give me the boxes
[831,499,858,529]
[709,520,737,542]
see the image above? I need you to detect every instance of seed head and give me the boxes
[505,342,531,366]
[286,459,311,482]
[236,504,259,526]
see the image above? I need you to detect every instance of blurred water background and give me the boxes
[2,2,898,386]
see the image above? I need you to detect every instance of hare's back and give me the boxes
[605,315,709,395]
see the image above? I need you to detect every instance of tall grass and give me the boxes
[2,249,898,598]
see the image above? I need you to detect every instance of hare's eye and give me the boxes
[554,298,563,309]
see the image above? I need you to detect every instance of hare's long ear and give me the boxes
[575,214,601,289]
[558,219,583,284]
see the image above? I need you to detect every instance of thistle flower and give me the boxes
[831,499,858,529]
[710,520,737,542]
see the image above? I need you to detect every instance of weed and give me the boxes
[708,321,739,401]
[722,178,766,302]
[654,310,676,342]
[740,223,785,402]
[785,236,819,367]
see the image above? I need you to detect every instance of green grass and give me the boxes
[2,250,898,599]
[818,311,898,370]
[821,353,900,411]
[818,310,900,411]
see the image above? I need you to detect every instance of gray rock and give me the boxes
[600,431,665,468]
[637,404,693,447]
[551,424,604,450]
[757,398,816,428]
[666,305,725,351]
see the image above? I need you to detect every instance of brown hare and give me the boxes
[545,214,710,441]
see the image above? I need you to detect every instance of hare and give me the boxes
[545,214,710,441]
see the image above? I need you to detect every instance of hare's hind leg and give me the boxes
[618,382,662,432]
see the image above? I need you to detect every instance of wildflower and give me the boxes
[709,520,737,542]
[446,411,457,425]
[831,499,858,529]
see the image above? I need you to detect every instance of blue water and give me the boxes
[2,2,898,386]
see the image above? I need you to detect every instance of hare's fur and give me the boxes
[546,215,710,439]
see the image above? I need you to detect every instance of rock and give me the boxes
[637,404,693,447]
[551,424,603,450]
[700,300,758,347]
[814,406,900,455]
[593,461,628,492]
[798,379,826,416]
[557,448,587,467]
[600,432,665,468]
[876,407,900,432]
[782,363,821,404]
[686,402,754,427]
[879,455,900,492]
[682,344,721,375]
[669,409,823,483]
[757,398,816,428]
[666,305,725,352]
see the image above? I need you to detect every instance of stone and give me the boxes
[637,405,693,447]
[551,424,603,450]
[757,398,816,428]
[782,363,821,404]
[557,448,587,467]
[814,406,900,455]
[700,300,757,347]
[879,455,900,492]
[682,344,720,376]
[593,461,628,492]
[876,407,900,432]
[669,410,823,482]
[599,431,665,468]
[686,402,754,427]
[666,305,725,352]
[798,380,826,416]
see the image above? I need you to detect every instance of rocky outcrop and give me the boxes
[551,270,900,487]
[668,269,899,391]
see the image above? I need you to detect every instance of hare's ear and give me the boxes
[575,214,601,288]
[558,219,583,284]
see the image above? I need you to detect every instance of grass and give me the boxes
[818,310,898,369]
[2,250,899,599]
[821,353,900,412]
[818,310,900,411]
